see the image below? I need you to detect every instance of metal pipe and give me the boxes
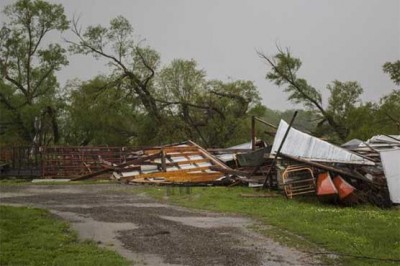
[262,111,298,188]
[254,117,278,129]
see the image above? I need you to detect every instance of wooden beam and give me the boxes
[207,148,252,153]
[122,166,213,181]
[144,146,199,154]
[72,152,161,181]
[188,140,232,170]
[279,153,372,183]
[166,152,203,157]
[209,165,252,177]
[254,117,278,129]
[164,158,211,166]
[130,172,223,183]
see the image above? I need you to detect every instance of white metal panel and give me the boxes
[216,154,234,162]
[227,142,253,150]
[368,135,400,144]
[271,120,375,165]
[120,171,140,177]
[196,162,212,167]
[141,165,158,171]
[380,149,400,204]
[216,142,253,162]
[168,156,188,162]
[187,155,204,160]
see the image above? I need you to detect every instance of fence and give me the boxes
[0,146,138,178]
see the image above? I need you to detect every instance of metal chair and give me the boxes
[281,165,316,199]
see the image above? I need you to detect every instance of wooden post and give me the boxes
[263,111,298,189]
[161,149,166,172]
[251,116,256,151]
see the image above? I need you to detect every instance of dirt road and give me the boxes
[0,184,319,265]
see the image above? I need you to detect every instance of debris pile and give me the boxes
[0,117,398,207]
[265,120,399,207]
[110,141,232,185]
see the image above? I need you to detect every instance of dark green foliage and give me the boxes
[156,59,262,147]
[63,76,139,145]
[260,49,349,141]
[376,90,400,132]
[0,1,397,147]
[264,50,323,110]
[0,0,69,146]
[383,60,400,85]
[260,49,399,142]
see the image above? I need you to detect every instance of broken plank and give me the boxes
[122,166,214,181]
[188,140,232,170]
[144,146,199,154]
[279,153,372,183]
[131,172,224,183]
[149,158,211,166]
[72,152,161,181]
[167,173,223,182]
[209,165,252,176]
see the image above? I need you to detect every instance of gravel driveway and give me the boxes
[0,184,320,265]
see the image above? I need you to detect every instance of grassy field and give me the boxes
[0,206,129,266]
[138,186,400,266]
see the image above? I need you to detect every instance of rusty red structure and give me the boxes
[0,146,138,178]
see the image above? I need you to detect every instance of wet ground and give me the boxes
[0,184,320,265]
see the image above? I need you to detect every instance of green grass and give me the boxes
[137,186,400,266]
[0,206,129,266]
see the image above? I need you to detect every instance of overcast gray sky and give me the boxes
[1,0,399,110]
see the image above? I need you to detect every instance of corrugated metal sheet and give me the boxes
[271,120,375,165]
[341,139,363,148]
[380,149,400,204]
[368,135,400,144]
[216,142,253,162]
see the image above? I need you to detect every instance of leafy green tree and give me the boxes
[325,80,363,140]
[259,49,364,141]
[156,59,209,144]
[345,102,380,140]
[0,0,68,146]
[63,76,139,145]
[383,60,400,85]
[204,79,262,147]
[156,59,261,147]
[68,16,161,120]
[69,16,266,147]
[376,90,400,132]
[377,60,400,133]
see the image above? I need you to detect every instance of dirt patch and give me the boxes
[0,184,320,265]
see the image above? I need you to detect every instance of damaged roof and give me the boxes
[271,120,375,165]
[114,140,231,184]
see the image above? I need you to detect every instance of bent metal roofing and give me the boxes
[271,120,375,166]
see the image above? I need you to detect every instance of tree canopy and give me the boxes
[259,49,399,142]
[0,0,68,146]
[0,0,398,148]
[383,60,400,85]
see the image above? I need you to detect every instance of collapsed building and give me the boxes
[0,118,399,207]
